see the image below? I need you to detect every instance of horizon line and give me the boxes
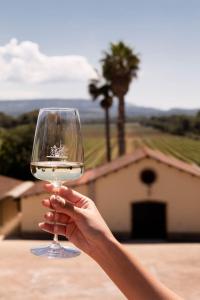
[0,98,199,111]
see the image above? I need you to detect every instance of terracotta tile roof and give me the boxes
[5,181,34,199]
[22,147,200,198]
[21,181,48,198]
[79,146,200,182]
[142,147,200,177]
[0,175,22,201]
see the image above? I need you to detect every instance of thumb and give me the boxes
[50,195,82,219]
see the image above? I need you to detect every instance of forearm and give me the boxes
[92,237,182,300]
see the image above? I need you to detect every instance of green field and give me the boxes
[82,123,200,169]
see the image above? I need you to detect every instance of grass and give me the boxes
[82,122,200,169]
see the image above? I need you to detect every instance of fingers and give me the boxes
[39,221,76,239]
[42,198,53,209]
[44,183,87,205]
[44,211,71,224]
[42,195,82,219]
[39,222,66,236]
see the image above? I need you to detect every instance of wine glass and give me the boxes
[30,108,84,258]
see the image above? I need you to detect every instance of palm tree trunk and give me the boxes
[117,96,126,156]
[105,107,111,162]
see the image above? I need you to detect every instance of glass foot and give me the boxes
[31,242,81,259]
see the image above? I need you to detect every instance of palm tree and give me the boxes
[101,41,140,156]
[89,80,113,162]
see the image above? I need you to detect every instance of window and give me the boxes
[140,168,157,185]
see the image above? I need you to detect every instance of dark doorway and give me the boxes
[132,201,166,239]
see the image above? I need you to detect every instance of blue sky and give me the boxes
[0,0,200,109]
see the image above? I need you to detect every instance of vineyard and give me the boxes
[82,123,200,169]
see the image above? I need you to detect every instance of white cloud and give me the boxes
[0,39,97,83]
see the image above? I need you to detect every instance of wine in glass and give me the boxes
[30,108,84,258]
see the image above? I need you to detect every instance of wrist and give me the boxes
[90,233,121,262]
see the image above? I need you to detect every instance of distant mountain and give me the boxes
[0,99,108,120]
[0,99,198,120]
[126,105,198,117]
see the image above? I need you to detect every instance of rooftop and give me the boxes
[0,175,22,201]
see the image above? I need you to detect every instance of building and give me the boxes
[21,147,200,240]
[0,175,33,238]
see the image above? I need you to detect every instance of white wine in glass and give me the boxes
[30,108,84,258]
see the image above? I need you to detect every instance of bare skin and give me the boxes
[39,184,183,300]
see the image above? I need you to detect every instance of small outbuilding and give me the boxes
[0,175,33,238]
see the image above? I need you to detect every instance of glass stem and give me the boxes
[52,181,61,244]
[53,234,58,243]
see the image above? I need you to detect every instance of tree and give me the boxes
[17,110,38,126]
[0,124,35,180]
[0,112,16,128]
[89,80,113,162]
[101,41,140,155]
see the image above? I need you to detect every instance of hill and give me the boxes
[0,99,198,120]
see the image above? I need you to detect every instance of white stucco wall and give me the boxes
[95,158,200,233]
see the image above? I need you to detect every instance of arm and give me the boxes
[90,238,181,300]
[39,184,183,300]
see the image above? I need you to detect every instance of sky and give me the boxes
[0,0,200,109]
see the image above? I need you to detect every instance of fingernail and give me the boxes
[51,195,63,206]
[46,212,53,218]
[38,222,44,227]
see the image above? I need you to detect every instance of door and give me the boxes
[132,201,166,239]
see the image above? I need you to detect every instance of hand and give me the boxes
[39,185,182,300]
[39,184,115,256]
